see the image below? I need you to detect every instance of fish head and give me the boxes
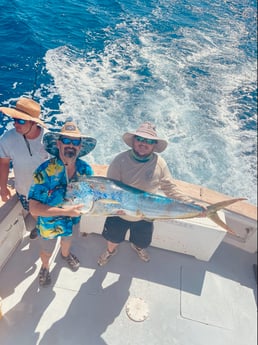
[64,181,94,213]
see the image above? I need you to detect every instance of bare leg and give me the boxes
[60,238,72,257]
[40,250,52,269]
[107,241,119,253]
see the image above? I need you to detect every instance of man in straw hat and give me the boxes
[0,97,49,239]
[28,121,96,287]
[98,122,204,266]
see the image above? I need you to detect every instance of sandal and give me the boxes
[61,252,80,271]
[39,267,51,286]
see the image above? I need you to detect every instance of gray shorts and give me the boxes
[38,223,79,253]
[38,236,72,253]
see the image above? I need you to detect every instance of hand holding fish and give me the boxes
[61,204,85,217]
[193,202,207,217]
[115,210,127,215]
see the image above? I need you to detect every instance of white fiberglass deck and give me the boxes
[0,228,257,345]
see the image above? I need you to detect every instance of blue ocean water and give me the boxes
[0,0,257,205]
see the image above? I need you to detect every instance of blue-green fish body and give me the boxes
[64,176,245,233]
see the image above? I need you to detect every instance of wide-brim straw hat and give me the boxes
[43,121,97,157]
[122,122,168,153]
[0,97,46,128]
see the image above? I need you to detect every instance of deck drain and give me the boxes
[126,297,149,322]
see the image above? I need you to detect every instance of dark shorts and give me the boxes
[102,217,153,249]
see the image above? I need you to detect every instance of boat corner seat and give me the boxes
[0,195,27,271]
[223,211,257,254]
[80,212,227,261]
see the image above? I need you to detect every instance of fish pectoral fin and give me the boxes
[98,199,120,205]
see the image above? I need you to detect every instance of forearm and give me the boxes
[163,181,194,202]
[29,199,83,218]
[0,158,10,189]
[159,162,197,203]
[29,199,65,217]
[161,179,206,209]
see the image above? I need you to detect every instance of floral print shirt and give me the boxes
[28,157,93,239]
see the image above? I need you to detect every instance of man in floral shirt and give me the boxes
[29,121,96,287]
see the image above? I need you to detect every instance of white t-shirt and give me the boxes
[0,127,49,197]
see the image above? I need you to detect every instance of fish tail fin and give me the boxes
[206,198,247,234]
[208,213,235,234]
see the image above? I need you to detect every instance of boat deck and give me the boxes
[0,228,257,345]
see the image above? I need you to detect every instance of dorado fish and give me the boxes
[63,176,246,234]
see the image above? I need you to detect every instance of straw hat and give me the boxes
[0,97,46,127]
[122,122,168,153]
[43,122,97,157]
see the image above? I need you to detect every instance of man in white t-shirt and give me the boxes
[0,97,49,239]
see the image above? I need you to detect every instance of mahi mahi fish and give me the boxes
[63,176,246,234]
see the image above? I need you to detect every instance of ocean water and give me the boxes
[0,0,257,205]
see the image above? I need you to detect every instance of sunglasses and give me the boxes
[59,137,81,146]
[135,135,157,145]
[14,118,27,125]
